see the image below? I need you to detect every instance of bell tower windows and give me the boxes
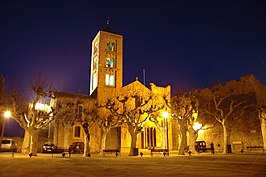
[105,73,115,86]
[107,42,115,51]
[106,57,115,68]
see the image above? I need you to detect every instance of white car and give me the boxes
[42,142,57,152]
[0,139,17,152]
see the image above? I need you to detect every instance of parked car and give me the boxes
[69,142,84,154]
[42,142,57,153]
[195,141,207,152]
[0,138,17,152]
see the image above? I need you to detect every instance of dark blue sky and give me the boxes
[1,0,266,96]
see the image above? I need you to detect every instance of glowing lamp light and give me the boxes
[35,103,45,110]
[162,111,169,119]
[33,103,52,112]
[193,122,202,131]
[3,111,11,119]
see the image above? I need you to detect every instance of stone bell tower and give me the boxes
[89,22,123,102]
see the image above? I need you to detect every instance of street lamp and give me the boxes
[4,111,11,119]
[193,122,202,131]
[162,111,169,156]
[0,111,11,150]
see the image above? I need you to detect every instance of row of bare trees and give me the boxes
[166,77,266,155]
[1,74,265,156]
[51,91,166,156]
[53,96,103,157]
[195,79,266,154]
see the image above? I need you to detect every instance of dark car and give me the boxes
[195,141,207,152]
[69,142,84,154]
[42,142,57,153]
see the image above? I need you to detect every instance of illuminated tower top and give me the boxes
[89,23,123,102]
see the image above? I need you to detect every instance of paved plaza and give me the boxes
[0,152,265,177]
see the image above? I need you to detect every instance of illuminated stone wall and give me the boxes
[197,112,263,151]
[117,80,172,152]
[50,92,101,152]
[196,75,266,152]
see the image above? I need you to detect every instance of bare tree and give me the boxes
[0,76,6,115]
[96,111,121,154]
[11,77,54,155]
[187,101,201,154]
[53,93,121,156]
[198,85,253,154]
[0,76,5,100]
[104,94,161,156]
[52,92,99,157]
[258,106,266,149]
[82,103,98,157]
[165,94,198,155]
[54,99,81,148]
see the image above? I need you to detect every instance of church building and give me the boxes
[49,24,174,154]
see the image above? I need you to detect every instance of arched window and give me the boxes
[106,57,115,68]
[105,73,115,86]
[107,42,115,51]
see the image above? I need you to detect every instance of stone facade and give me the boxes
[196,75,266,151]
[50,81,172,153]
[118,80,171,153]
[50,92,100,152]
[48,25,266,155]
[49,26,173,154]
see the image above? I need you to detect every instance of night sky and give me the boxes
[0,0,266,137]
[1,0,266,97]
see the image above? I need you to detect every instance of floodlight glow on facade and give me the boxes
[193,122,202,131]
[162,111,169,119]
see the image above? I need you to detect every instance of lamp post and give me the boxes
[162,111,169,156]
[0,111,11,150]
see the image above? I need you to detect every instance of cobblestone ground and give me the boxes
[0,152,266,177]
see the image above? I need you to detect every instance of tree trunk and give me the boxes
[21,130,31,154]
[30,131,39,156]
[222,123,230,154]
[83,132,91,157]
[100,127,109,154]
[63,125,70,149]
[129,132,138,156]
[188,126,197,154]
[261,118,266,149]
[178,126,187,155]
